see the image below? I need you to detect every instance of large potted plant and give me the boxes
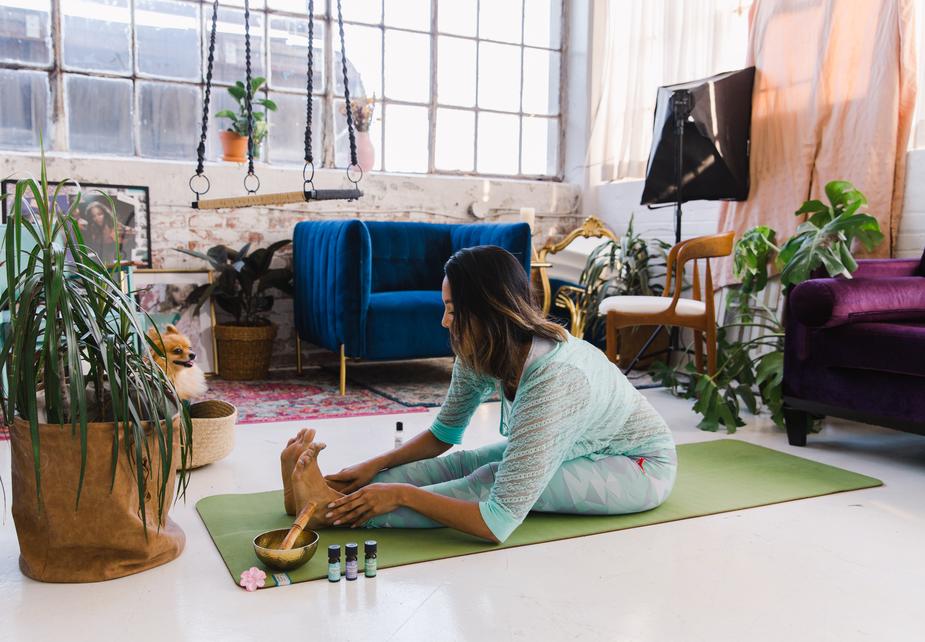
[1,154,192,582]
[178,241,293,380]
[216,76,278,163]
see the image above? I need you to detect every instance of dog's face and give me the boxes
[148,324,197,373]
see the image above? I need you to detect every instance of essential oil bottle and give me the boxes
[394,421,404,449]
[345,542,359,581]
[327,544,342,582]
[364,540,378,578]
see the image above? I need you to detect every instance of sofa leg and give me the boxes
[339,344,346,396]
[783,406,810,447]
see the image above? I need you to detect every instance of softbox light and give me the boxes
[641,66,756,210]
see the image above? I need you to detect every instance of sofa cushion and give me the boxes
[790,277,925,328]
[365,290,452,360]
[809,321,925,378]
[366,222,452,293]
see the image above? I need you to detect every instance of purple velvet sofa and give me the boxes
[783,252,925,446]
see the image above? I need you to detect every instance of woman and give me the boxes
[281,246,677,544]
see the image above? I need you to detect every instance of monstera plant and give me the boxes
[653,180,884,432]
[177,241,293,380]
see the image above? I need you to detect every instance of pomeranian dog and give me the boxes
[147,324,208,401]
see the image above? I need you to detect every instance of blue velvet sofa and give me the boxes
[782,252,925,445]
[292,220,532,393]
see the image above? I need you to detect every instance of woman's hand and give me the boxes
[325,483,410,527]
[324,459,383,494]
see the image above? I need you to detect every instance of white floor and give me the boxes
[1,388,924,642]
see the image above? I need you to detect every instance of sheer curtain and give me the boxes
[914,0,925,147]
[587,0,751,182]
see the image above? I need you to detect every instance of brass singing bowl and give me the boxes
[253,528,320,572]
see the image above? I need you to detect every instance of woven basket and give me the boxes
[214,323,278,380]
[186,400,237,469]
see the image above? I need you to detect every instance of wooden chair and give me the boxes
[600,231,734,376]
[535,216,619,323]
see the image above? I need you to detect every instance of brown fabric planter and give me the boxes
[214,323,278,380]
[10,417,185,583]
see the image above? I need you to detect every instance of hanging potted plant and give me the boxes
[1,152,192,582]
[341,96,376,171]
[216,76,278,163]
[177,241,293,380]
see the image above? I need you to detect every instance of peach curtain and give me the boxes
[716,0,917,286]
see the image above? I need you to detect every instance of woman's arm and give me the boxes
[325,430,451,493]
[325,483,499,543]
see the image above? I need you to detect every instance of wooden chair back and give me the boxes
[663,231,735,319]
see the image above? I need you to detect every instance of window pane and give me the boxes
[477,112,518,175]
[206,87,239,160]
[218,0,265,8]
[268,0,326,14]
[138,81,201,159]
[437,36,475,107]
[0,68,48,149]
[479,0,522,44]
[384,104,427,173]
[521,115,557,175]
[522,48,559,115]
[336,24,382,99]
[384,30,429,103]
[435,108,474,171]
[268,92,322,164]
[335,98,382,170]
[208,7,265,85]
[437,0,475,37]
[384,0,429,31]
[269,16,324,91]
[65,75,133,154]
[523,0,561,49]
[478,42,520,112]
[339,0,381,24]
[62,0,132,74]
[0,0,52,66]
[136,0,200,80]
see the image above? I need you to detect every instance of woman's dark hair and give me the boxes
[444,245,566,382]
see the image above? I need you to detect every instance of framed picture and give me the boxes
[1,180,152,268]
[132,269,217,375]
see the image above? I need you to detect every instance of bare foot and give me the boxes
[280,428,315,515]
[291,441,344,528]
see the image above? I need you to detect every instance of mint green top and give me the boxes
[429,334,675,541]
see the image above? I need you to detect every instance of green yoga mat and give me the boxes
[197,440,882,588]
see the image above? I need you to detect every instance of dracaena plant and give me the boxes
[0,147,192,521]
[176,241,294,326]
[652,180,883,433]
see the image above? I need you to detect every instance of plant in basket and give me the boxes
[177,241,293,380]
[0,147,192,583]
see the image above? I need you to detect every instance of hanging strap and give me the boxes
[190,0,219,200]
[243,0,258,193]
[336,0,358,170]
[304,0,315,166]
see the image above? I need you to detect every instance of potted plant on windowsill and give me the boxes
[177,241,293,380]
[341,96,376,171]
[217,76,278,163]
[1,151,192,583]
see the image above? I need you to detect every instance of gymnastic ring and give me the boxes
[346,164,364,185]
[302,161,315,183]
[244,172,260,194]
[189,173,210,198]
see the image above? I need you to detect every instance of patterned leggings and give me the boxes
[365,436,677,530]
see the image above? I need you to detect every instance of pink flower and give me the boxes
[239,566,267,592]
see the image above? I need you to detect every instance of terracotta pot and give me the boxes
[220,130,248,163]
[10,416,185,582]
[618,325,669,370]
[214,323,278,380]
[356,130,375,171]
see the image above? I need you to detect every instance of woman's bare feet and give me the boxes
[291,441,344,528]
[281,428,315,515]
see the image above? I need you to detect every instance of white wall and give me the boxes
[588,150,925,261]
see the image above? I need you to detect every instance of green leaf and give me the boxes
[227,84,246,101]
[251,76,267,92]
[258,98,278,111]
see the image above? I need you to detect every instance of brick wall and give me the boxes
[1,152,583,368]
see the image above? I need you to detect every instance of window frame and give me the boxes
[0,0,566,180]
